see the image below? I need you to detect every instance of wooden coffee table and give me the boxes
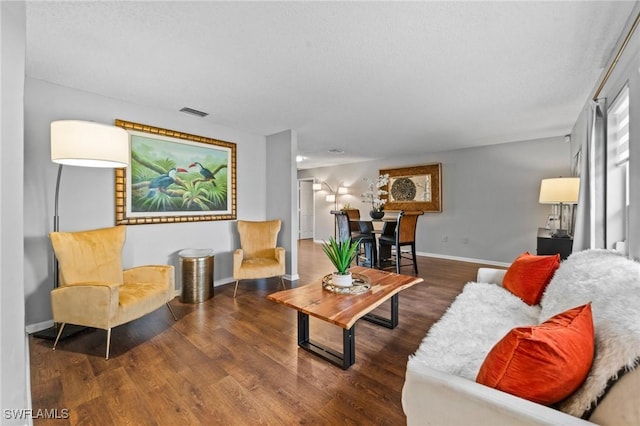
[267,266,424,369]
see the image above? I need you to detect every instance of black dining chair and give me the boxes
[332,210,351,242]
[357,220,378,268]
[331,210,377,268]
[344,209,361,233]
[378,210,424,274]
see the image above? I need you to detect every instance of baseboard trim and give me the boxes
[26,320,54,334]
[211,275,299,286]
[284,274,299,282]
[309,240,510,267]
[27,256,504,331]
[214,277,235,287]
[416,251,510,268]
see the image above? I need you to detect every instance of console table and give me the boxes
[537,227,573,260]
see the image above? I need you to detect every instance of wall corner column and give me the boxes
[266,130,299,281]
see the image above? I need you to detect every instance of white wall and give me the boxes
[266,130,299,280]
[24,78,271,327]
[1,1,30,422]
[299,136,570,265]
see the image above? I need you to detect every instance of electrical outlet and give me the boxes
[462,237,469,244]
[442,236,448,243]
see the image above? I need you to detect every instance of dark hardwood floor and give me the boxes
[29,240,498,425]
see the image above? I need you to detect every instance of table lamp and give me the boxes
[539,177,580,238]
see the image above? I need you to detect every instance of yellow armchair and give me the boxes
[233,220,286,297]
[49,226,176,359]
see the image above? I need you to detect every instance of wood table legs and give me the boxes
[298,311,355,370]
[363,294,399,329]
[296,295,399,369]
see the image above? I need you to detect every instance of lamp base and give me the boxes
[551,229,572,239]
[32,324,91,341]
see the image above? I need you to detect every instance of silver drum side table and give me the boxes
[179,249,214,303]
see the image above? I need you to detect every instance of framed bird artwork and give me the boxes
[114,119,236,225]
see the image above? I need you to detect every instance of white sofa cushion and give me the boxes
[539,249,640,418]
[409,282,540,381]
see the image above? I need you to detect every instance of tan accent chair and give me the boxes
[49,226,177,359]
[233,220,286,297]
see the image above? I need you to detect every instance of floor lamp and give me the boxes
[33,120,129,340]
[313,181,347,237]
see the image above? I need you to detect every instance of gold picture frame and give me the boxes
[114,119,236,225]
[380,163,442,212]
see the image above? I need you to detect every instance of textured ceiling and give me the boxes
[26,1,637,169]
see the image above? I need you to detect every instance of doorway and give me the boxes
[298,178,314,239]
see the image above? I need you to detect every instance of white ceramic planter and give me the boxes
[332,271,353,287]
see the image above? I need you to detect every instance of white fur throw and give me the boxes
[539,249,640,418]
[408,282,540,380]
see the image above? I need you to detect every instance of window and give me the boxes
[606,85,630,253]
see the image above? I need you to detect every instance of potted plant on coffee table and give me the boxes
[321,236,360,287]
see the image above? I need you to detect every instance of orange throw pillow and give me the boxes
[503,252,560,305]
[476,304,594,405]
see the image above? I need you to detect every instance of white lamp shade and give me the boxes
[51,120,130,168]
[326,194,336,203]
[312,183,322,191]
[337,186,348,194]
[539,177,580,204]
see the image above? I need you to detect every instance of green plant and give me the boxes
[321,237,359,275]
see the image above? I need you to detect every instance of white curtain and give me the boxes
[573,99,606,251]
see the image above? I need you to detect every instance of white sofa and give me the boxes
[402,249,640,426]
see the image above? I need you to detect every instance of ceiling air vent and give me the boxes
[179,107,209,118]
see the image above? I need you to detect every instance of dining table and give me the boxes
[351,218,397,269]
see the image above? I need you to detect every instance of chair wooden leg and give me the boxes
[412,243,419,275]
[105,328,112,360]
[233,280,240,298]
[166,302,178,321]
[52,323,66,351]
[395,243,401,274]
[279,276,286,290]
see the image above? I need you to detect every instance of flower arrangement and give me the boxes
[362,173,389,212]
